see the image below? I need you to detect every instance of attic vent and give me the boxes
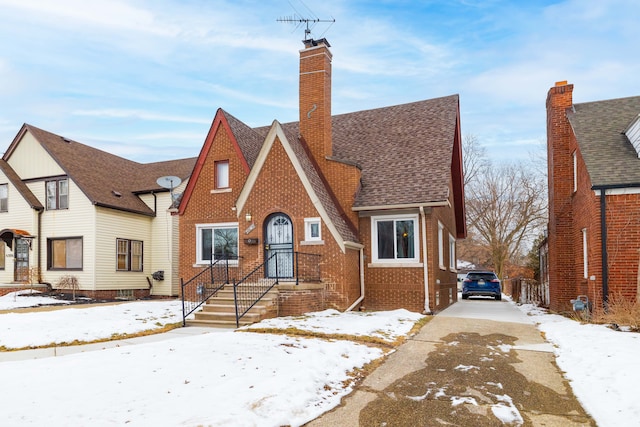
[60,136,71,143]
[112,190,122,198]
[625,114,640,157]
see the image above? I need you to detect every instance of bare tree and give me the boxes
[465,162,547,280]
[462,133,489,188]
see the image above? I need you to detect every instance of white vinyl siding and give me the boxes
[0,170,40,284]
[34,179,95,290]
[95,207,150,290]
[5,131,65,179]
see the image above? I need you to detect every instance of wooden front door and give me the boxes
[14,238,29,282]
[264,213,293,278]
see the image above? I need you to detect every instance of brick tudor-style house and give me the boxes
[178,38,466,319]
[546,81,640,312]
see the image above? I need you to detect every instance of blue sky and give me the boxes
[1,0,639,164]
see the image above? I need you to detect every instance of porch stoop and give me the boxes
[185,285,279,328]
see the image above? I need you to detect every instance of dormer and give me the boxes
[625,113,640,157]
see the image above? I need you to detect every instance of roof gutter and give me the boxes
[352,201,449,212]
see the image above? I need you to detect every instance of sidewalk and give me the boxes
[307,299,595,426]
[0,325,228,362]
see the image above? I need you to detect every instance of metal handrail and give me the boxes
[233,253,279,327]
[181,255,240,326]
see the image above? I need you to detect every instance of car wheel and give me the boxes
[495,294,502,301]
[462,294,468,300]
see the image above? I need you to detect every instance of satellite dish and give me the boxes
[156,176,182,190]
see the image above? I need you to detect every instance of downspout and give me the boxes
[346,246,365,312]
[420,206,432,314]
[37,208,43,283]
[599,188,609,305]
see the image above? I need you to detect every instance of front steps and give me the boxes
[185,285,278,328]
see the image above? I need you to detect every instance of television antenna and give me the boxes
[277,1,334,41]
[156,175,182,205]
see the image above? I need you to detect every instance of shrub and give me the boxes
[56,275,80,301]
[592,293,640,332]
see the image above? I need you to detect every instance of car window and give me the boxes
[467,273,497,281]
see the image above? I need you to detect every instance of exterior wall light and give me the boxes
[245,212,252,222]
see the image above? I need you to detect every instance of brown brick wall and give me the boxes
[547,83,577,311]
[547,82,639,311]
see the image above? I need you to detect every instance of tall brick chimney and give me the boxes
[299,38,332,161]
[546,80,575,311]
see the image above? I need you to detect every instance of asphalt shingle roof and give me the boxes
[0,159,43,210]
[567,95,640,187]
[20,124,196,216]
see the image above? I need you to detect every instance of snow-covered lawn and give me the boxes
[0,291,422,426]
[517,302,640,426]
[1,291,639,426]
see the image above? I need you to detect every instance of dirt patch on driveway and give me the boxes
[359,332,595,426]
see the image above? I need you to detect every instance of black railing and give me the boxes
[181,256,243,326]
[234,253,279,327]
[181,252,321,327]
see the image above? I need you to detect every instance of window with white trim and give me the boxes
[371,214,419,263]
[573,151,577,193]
[449,233,456,270]
[215,160,229,189]
[438,222,445,269]
[196,223,239,264]
[117,239,143,272]
[0,183,7,212]
[304,217,322,241]
[46,178,68,210]
[582,228,588,279]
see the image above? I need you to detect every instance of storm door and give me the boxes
[14,238,29,282]
[264,213,294,278]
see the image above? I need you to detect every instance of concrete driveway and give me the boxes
[307,298,595,426]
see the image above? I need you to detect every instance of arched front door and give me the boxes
[264,213,293,278]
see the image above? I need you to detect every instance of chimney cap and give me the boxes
[303,38,331,48]
[555,80,569,87]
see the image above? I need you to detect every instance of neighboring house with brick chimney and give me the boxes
[0,124,195,298]
[546,81,640,312]
[178,38,466,316]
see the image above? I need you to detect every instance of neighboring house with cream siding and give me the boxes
[0,124,195,298]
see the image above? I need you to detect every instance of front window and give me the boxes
[449,234,456,270]
[117,239,144,272]
[438,222,445,269]
[197,223,239,264]
[46,178,69,210]
[0,183,7,212]
[47,237,82,270]
[215,161,229,189]
[304,217,322,241]
[371,215,419,263]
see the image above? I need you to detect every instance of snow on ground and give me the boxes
[0,293,417,426]
[242,308,423,342]
[2,291,640,426]
[0,291,182,349]
[517,302,640,426]
[0,289,72,310]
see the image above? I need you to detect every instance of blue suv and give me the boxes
[462,271,501,300]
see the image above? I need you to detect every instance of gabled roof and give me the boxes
[235,122,358,249]
[178,109,263,215]
[5,124,196,216]
[0,160,43,210]
[567,95,640,187]
[265,95,462,209]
